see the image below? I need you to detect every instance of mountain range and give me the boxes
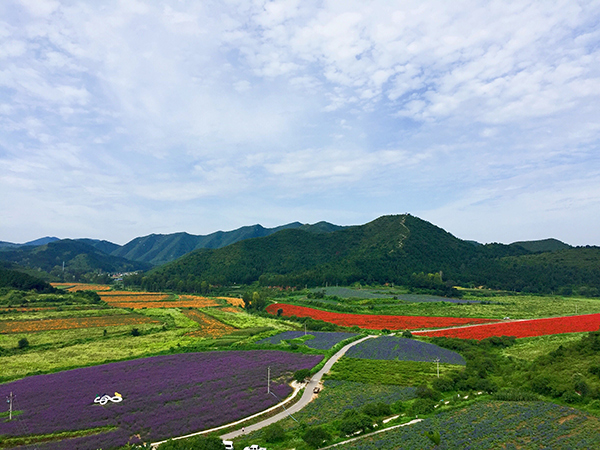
[0,221,346,274]
[2,214,598,295]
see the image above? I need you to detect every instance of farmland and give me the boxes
[415,313,600,339]
[334,401,600,450]
[258,331,358,350]
[0,351,323,449]
[266,303,499,330]
[344,335,465,365]
[3,281,600,449]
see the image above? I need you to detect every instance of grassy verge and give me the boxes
[0,426,116,449]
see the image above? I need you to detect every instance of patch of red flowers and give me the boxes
[414,313,600,340]
[266,303,499,330]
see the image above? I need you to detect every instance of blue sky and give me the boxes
[1,0,599,246]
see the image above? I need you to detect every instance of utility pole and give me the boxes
[434,358,440,378]
[6,392,13,420]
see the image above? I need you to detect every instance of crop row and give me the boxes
[258,331,358,350]
[182,309,236,337]
[415,313,600,340]
[0,315,161,333]
[336,401,600,449]
[51,283,112,291]
[0,351,323,449]
[100,292,171,301]
[345,335,465,364]
[266,303,499,330]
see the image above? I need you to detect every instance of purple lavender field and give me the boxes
[346,336,465,365]
[258,331,357,349]
[0,350,322,450]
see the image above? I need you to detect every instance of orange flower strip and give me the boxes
[109,300,220,309]
[51,283,112,291]
[182,310,235,338]
[266,303,500,330]
[0,315,161,334]
[100,291,171,300]
[218,306,242,314]
[217,297,245,307]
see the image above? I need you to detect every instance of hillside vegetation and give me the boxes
[133,215,600,295]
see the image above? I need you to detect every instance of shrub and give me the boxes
[410,398,436,416]
[131,328,141,336]
[263,423,286,443]
[302,425,331,448]
[432,377,454,392]
[361,402,392,418]
[294,368,311,382]
[17,337,29,349]
[339,410,373,435]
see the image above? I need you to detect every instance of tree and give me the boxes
[339,410,373,435]
[263,423,286,443]
[294,369,311,382]
[18,337,29,349]
[302,426,331,448]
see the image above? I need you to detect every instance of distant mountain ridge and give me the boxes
[0,221,347,274]
[136,214,599,295]
[111,221,346,266]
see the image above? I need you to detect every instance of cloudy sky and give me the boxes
[1,0,599,246]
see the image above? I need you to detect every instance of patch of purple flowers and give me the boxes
[0,350,322,449]
[258,331,357,349]
[346,336,465,365]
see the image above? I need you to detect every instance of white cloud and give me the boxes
[0,0,599,244]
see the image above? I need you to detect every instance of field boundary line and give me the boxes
[319,418,423,449]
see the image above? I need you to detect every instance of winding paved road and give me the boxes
[150,335,377,448]
[220,334,377,440]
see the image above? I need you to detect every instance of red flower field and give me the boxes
[266,303,499,330]
[414,313,600,340]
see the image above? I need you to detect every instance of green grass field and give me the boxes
[325,357,462,386]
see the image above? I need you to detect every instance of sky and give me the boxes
[1,0,600,246]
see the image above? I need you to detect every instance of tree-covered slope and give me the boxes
[510,238,571,253]
[136,214,600,294]
[112,221,345,266]
[0,266,56,292]
[0,239,151,275]
[139,215,489,290]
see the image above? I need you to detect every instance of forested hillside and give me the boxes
[0,240,151,278]
[111,221,345,265]
[131,214,599,294]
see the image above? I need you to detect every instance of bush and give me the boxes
[410,398,436,416]
[361,402,392,418]
[263,423,286,443]
[17,337,29,349]
[131,328,141,336]
[416,385,439,400]
[391,399,405,414]
[294,369,311,382]
[302,425,331,448]
[432,377,454,392]
[339,410,373,435]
